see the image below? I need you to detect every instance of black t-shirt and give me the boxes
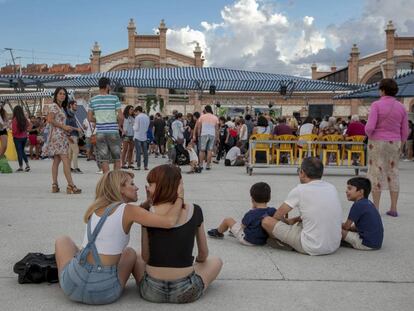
[219,124,228,142]
[153,118,166,137]
[146,204,203,268]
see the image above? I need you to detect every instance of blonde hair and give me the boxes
[83,170,134,223]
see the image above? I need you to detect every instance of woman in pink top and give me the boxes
[12,106,31,172]
[365,79,408,217]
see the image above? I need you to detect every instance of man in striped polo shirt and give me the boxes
[87,77,124,173]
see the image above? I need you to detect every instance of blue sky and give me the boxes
[0,0,363,65]
[1,0,411,76]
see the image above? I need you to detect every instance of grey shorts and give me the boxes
[199,135,215,151]
[139,271,204,304]
[96,133,121,162]
[59,255,122,305]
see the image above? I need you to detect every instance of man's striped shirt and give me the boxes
[89,95,121,134]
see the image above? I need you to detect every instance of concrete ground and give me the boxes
[0,157,413,311]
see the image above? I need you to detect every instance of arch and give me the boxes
[108,63,130,72]
[360,55,414,84]
[135,54,160,66]
[360,67,383,84]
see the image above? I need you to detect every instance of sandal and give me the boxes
[52,183,60,193]
[386,210,398,217]
[67,184,82,194]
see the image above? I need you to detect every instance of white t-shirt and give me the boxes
[225,146,241,165]
[284,180,342,255]
[298,123,314,136]
[239,124,248,140]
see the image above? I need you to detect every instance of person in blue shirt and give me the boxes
[208,182,276,246]
[342,177,384,250]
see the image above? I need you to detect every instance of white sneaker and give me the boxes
[95,170,103,174]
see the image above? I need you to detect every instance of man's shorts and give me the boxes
[344,231,374,250]
[272,222,306,254]
[199,135,215,151]
[96,133,121,162]
[230,222,254,246]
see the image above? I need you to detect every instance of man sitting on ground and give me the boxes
[262,157,342,255]
[225,141,245,166]
[342,177,384,250]
[208,182,276,246]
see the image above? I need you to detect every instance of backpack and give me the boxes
[13,253,59,284]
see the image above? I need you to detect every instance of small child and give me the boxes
[342,177,384,250]
[186,142,199,173]
[208,182,276,246]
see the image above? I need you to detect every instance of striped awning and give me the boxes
[0,90,74,101]
[0,74,78,88]
[43,67,361,92]
[334,70,414,99]
[0,90,54,100]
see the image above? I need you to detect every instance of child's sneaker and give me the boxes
[207,229,224,239]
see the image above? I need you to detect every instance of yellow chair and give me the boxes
[297,134,318,164]
[250,134,272,164]
[321,134,343,166]
[343,135,366,166]
[273,135,297,165]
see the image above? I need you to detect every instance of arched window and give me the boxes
[365,71,383,84]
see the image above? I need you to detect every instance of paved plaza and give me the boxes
[1,158,413,311]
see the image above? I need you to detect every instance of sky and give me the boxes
[1,0,414,77]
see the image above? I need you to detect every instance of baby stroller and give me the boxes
[166,134,190,166]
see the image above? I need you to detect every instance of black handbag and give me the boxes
[13,253,59,284]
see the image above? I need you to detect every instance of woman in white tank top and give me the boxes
[54,170,184,305]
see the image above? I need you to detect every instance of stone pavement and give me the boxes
[1,158,413,311]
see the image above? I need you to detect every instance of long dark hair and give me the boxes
[53,87,69,110]
[12,105,27,132]
[123,105,133,119]
[0,102,6,121]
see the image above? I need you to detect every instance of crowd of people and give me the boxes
[0,77,410,304]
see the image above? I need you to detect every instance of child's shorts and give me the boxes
[344,231,374,250]
[230,222,254,246]
[59,255,122,305]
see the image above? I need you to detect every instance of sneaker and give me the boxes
[206,165,211,170]
[187,170,195,174]
[213,160,219,164]
[95,170,103,174]
[128,165,135,169]
[133,167,141,171]
[24,166,31,172]
[75,168,83,174]
[121,165,128,169]
[144,167,149,171]
[155,154,159,158]
[266,238,294,251]
[207,229,224,239]
[70,168,75,172]
[16,168,23,172]
[162,155,166,158]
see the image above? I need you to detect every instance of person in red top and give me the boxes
[12,105,31,172]
[345,115,366,137]
[273,118,293,136]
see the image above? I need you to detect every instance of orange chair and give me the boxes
[321,134,343,166]
[273,135,297,165]
[249,134,272,164]
[297,134,318,165]
[343,135,366,166]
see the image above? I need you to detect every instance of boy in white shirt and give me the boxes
[225,141,245,166]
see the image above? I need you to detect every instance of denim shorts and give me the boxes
[123,135,134,142]
[96,133,121,162]
[139,271,204,304]
[199,135,216,151]
[60,255,122,305]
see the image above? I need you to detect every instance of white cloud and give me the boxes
[165,0,414,76]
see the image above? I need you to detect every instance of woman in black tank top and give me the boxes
[138,164,223,303]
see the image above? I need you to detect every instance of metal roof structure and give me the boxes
[334,70,414,99]
[40,67,361,93]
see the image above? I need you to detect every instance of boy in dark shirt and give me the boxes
[342,177,384,250]
[208,182,276,246]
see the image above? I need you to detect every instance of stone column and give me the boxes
[193,43,203,67]
[311,63,317,80]
[127,18,137,105]
[90,42,101,73]
[158,19,167,68]
[384,20,396,78]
